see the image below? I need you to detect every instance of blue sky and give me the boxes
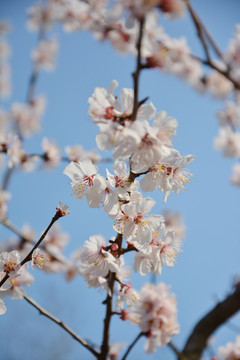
[1,0,240,359]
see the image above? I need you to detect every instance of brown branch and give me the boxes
[184,0,223,60]
[99,272,116,360]
[0,218,69,267]
[184,0,211,62]
[181,286,240,360]
[1,167,14,191]
[24,294,99,357]
[121,331,145,360]
[129,17,145,121]
[168,341,187,360]
[185,0,240,90]
[0,208,63,288]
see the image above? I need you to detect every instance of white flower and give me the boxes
[0,270,34,299]
[140,153,194,202]
[214,126,240,157]
[64,159,107,207]
[0,298,6,315]
[31,38,58,71]
[0,250,22,277]
[31,249,49,269]
[218,335,240,360]
[231,163,240,186]
[73,235,121,284]
[131,282,179,353]
[56,202,70,217]
[11,96,46,137]
[115,283,139,311]
[42,137,61,168]
[114,197,164,244]
[0,190,11,219]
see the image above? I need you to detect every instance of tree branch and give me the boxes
[121,331,144,360]
[0,218,70,267]
[24,294,99,357]
[130,17,145,121]
[0,208,63,288]
[99,272,116,360]
[181,286,240,360]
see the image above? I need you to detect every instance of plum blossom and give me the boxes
[206,69,233,99]
[214,127,240,157]
[218,335,240,360]
[0,190,11,219]
[73,234,121,287]
[31,249,49,269]
[164,209,185,240]
[0,250,23,277]
[114,196,164,244]
[7,135,38,171]
[89,80,156,125]
[44,223,69,253]
[129,120,172,173]
[31,38,58,71]
[115,282,139,311]
[224,24,240,68]
[140,153,194,202]
[56,202,70,217]
[41,137,61,167]
[231,163,240,186]
[11,95,46,137]
[65,144,101,163]
[134,230,181,275]
[64,159,107,207]
[108,342,125,360]
[0,269,34,300]
[0,298,6,315]
[26,2,59,31]
[130,282,179,353]
[217,102,240,128]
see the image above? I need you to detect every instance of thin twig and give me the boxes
[24,294,99,357]
[184,0,210,62]
[0,218,70,267]
[184,0,240,90]
[168,341,187,360]
[1,167,14,191]
[184,0,223,60]
[121,332,144,360]
[0,209,62,288]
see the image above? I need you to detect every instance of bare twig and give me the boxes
[0,218,69,267]
[121,332,145,360]
[0,209,63,288]
[184,0,210,62]
[184,0,240,90]
[99,272,116,360]
[168,341,187,360]
[24,294,99,357]
[181,286,240,360]
[184,0,223,60]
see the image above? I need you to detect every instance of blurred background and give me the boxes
[0,0,240,359]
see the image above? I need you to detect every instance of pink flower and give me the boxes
[131,282,179,353]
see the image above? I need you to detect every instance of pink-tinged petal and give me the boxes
[0,299,6,315]
[79,158,97,176]
[63,161,84,180]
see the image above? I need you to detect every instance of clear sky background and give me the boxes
[0,0,240,359]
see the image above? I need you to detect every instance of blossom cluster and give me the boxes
[62,78,194,351]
